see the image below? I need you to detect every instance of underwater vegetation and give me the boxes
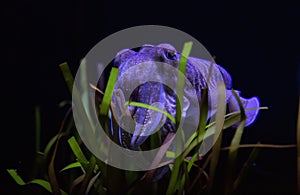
[6,43,297,195]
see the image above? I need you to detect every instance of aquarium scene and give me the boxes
[2,1,299,194]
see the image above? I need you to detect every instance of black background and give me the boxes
[2,0,299,194]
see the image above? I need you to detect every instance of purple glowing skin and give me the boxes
[113,43,260,150]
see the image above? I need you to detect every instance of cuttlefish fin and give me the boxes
[228,90,260,127]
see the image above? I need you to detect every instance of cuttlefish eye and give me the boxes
[164,50,177,60]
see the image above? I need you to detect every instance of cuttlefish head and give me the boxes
[112,44,187,150]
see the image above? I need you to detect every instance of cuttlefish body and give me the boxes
[109,43,260,180]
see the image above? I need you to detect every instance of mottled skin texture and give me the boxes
[110,43,260,180]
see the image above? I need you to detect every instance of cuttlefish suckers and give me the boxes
[110,43,260,150]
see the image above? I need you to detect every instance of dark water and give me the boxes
[1,1,299,194]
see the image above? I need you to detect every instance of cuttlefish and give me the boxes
[108,43,260,180]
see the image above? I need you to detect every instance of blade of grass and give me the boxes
[186,153,212,194]
[59,61,97,169]
[35,106,41,152]
[67,61,98,152]
[182,86,209,189]
[231,89,246,120]
[30,179,68,195]
[224,89,246,195]
[48,107,72,195]
[221,143,296,150]
[60,162,82,172]
[32,106,46,180]
[197,88,208,143]
[43,133,67,159]
[186,152,200,172]
[155,153,202,169]
[166,151,175,158]
[178,163,188,195]
[185,153,199,173]
[176,41,192,125]
[193,57,215,160]
[59,62,74,94]
[68,136,89,164]
[183,105,269,156]
[70,174,85,193]
[7,169,67,195]
[99,68,119,160]
[181,96,248,194]
[207,82,226,192]
[224,121,245,194]
[48,148,61,195]
[60,61,97,140]
[142,132,176,181]
[180,112,242,161]
[99,67,119,117]
[297,94,300,194]
[196,56,215,136]
[207,129,223,192]
[101,69,128,194]
[150,126,162,149]
[86,171,101,195]
[166,42,192,195]
[7,169,26,185]
[125,101,176,123]
[234,145,260,190]
[206,56,216,88]
[79,156,97,195]
[180,88,239,165]
[183,111,238,149]
[80,59,93,128]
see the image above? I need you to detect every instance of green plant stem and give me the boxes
[35,106,41,152]
[48,108,72,195]
[297,96,300,194]
[79,156,96,195]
